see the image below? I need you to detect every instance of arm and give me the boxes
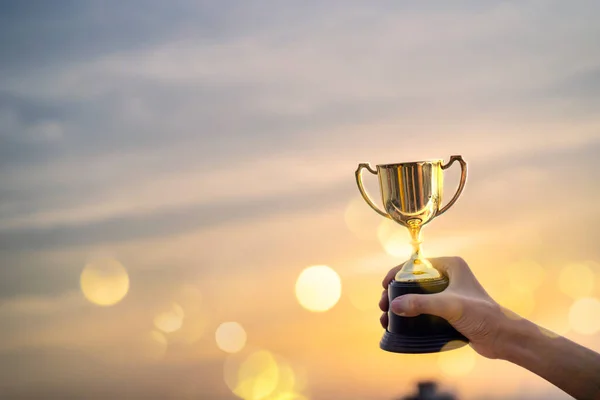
[500,317,600,400]
[380,256,600,400]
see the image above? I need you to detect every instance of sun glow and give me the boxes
[80,258,130,306]
[216,322,247,354]
[295,265,342,312]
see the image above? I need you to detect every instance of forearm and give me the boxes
[499,318,600,400]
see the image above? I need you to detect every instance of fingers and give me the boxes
[380,312,388,329]
[429,256,470,282]
[430,257,489,297]
[379,257,472,328]
[390,292,464,323]
[380,289,389,329]
[379,289,388,312]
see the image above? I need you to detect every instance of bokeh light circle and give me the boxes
[80,258,129,306]
[224,349,306,400]
[438,342,476,377]
[377,220,411,258]
[270,394,308,400]
[153,302,185,333]
[344,197,380,240]
[568,297,600,335]
[559,262,595,299]
[216,322,247,353]
[224,349,280,400]
[295,265,342,312]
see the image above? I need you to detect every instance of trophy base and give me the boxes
[381,276,469,354]
[380,330,468,354]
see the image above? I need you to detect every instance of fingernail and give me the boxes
[391,299,407,316]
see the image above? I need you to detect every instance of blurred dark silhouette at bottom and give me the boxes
[398,381,457,400]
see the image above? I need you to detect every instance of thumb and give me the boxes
[390,293,463,323]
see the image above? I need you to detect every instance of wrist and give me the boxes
[495,310,544,363]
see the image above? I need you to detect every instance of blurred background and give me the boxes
[1,1,600,399]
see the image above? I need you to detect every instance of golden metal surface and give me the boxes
[355,155,467,282]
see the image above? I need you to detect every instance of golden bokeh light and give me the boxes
[80,258,130,306]
[216,322,247,354]
[295,265,342,312]
[344,196,380,240]
[270,394,308,400]
[224,349,280,400]
[568,297,600,335]
[269,360,295,396]
[237,351,279,400]
[224,349,251,395]
[285,362,307,394]
[377,219,412,258]
[153,302,185,333]
[268,356,307,400]
[558,262,596,299]
[224,349,307,400]
[438,341,477,377]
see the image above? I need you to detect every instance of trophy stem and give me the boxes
[408,221,423,260]
[395,220,441,282]
[408,220,423,264]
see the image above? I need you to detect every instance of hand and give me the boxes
[379,256,600,399]
[379,256,510,359]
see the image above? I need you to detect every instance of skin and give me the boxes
[379,256,600,400]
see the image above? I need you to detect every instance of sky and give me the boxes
[1,1,600,399]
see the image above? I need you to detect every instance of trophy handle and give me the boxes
[438,155,467,216]
[355,163,392,219]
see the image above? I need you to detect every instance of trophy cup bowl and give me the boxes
[355,155,469,354]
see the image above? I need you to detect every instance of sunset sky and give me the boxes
[1,1,600,399]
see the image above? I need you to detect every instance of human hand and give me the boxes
[379,257,600,399]
[379,256,511,359]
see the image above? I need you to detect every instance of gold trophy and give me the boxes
[355,155,468,353]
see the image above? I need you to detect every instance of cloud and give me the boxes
[0,291,83,317]
[2,0,600,317]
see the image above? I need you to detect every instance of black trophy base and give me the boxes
[380,331,467,354]
[381,276,468,354]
